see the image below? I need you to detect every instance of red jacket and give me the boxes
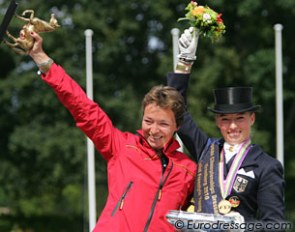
[42,64,196,232]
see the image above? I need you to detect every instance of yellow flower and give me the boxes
[192,6,205,16]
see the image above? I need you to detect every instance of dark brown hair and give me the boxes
[142,85,185,127]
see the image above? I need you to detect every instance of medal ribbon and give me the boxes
[219,139,251,198]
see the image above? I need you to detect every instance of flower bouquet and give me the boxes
[178,1,226,41]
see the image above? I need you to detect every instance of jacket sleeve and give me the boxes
[257,156,285,227]
[41,63,122,161]
[166,72,209,162]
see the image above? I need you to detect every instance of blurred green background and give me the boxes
[0,0,294,231]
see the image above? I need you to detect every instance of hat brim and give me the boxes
[207,105,261,114]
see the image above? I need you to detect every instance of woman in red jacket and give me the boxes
[28,31,196,232]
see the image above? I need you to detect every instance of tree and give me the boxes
[0,0,294,231]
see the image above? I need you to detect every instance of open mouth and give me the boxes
[150,135,162,142]
[228,130,240,136]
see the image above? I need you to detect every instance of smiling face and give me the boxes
[215,112,255,145]
[142,103,178,151]
[141,85,185,151]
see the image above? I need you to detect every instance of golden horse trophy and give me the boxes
[0,1,59,55]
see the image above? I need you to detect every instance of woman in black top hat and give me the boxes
[167,27,285,231]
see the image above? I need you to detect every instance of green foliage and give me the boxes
[0,0,294,231]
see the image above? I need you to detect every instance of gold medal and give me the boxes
[229,196,240,208]
[218,199,232,214]
[218,139,251,215]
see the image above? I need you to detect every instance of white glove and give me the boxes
[178,27,199,62]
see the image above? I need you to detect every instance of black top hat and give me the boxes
[207,87,261,114]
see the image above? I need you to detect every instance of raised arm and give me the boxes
[28,31,123,161]
[167,28,209,161]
